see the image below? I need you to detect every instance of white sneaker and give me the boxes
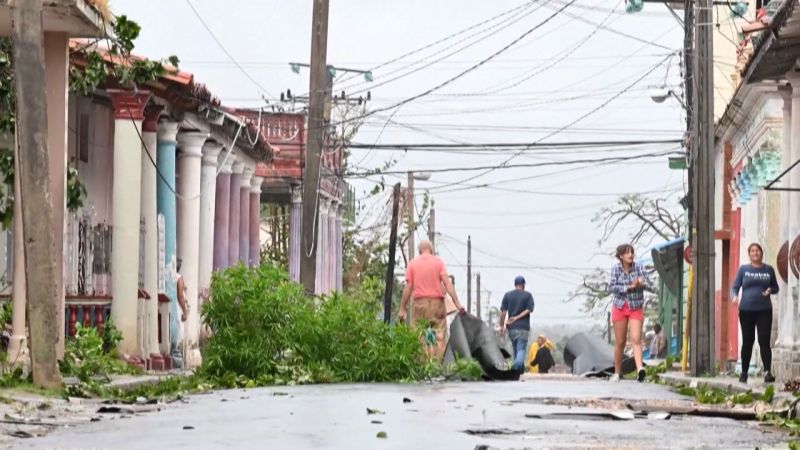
[609,373,621,382]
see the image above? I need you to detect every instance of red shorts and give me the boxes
[611,302,644,322]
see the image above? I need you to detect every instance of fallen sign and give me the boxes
[443,314,521,381]
[563,332,636,377]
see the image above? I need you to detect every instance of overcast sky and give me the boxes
[113,0,688,324]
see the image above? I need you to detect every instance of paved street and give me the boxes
[12,378,790,449]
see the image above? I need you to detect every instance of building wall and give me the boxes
[68,95,114,225]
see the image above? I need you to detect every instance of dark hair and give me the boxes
[747,243,764,255]
[615,244,635,261]
[653,323,662,333]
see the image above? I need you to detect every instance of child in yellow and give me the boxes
[526,335,555,373]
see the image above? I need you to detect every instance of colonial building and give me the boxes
[0,31,347,370]
[714,0,800,381]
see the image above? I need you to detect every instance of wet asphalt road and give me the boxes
[12,378,790,449]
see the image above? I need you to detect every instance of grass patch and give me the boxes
[672,384,775,405]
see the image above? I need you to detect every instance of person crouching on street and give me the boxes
[398,240,465,361]
[608,244,652,382]
[528,334,555,374]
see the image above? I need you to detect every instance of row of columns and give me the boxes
[212,160,263,272]
[103,91,266,369]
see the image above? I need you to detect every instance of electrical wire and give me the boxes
[432,54,675,187]
[184,0,276,100]
[315,0,579,133]
[454,0,623,98]
[542,0,675,50]
[341,1,550,96]
[333,0,538,87]
[345,148,681,177]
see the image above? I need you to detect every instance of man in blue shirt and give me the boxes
[500,276,535,372]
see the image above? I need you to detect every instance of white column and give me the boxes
[199,142,222,312]
[789,78,800,349]
[249,177,263,267]
[336,203,344,292]
[228,161,244,266]
[327,200,337,293]
[289,185,302,281]
[108,90,150,357]
[777,93,792,349]
[141,105,163,362]
[238,167,254,265]
[176,131,208,369]
[315,198,330,295]
[8,146,27,365]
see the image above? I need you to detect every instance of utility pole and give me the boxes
[299,0,330,294]
[11,0,62,389]
[383,183,401,323]
[476,272,481,320]
[690,0,715,376]
[407,171,415,261]
[427,199,435,252]
[467,235,472,315]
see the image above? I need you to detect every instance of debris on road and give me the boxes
[445,314,520,381]
[366,408,385,415]
[563,332,635,377]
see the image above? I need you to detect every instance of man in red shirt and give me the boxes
[399,240,465,360]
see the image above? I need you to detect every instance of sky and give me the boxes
[112,0,688,324]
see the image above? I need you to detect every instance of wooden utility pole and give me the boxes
[427,199,435,252]
[690,0,715,376]
[476,272,481,319]
[467,235,472,314]
[383,183,401,323]
[11,0,62,389]
[406,171,415,260]
[299,0,330,294]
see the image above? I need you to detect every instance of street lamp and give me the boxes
[406,171,433,261]
[650,87,686,110]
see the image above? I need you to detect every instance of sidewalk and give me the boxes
[0,371,193,448]
[62,369,194,391]
[658,371,797,404]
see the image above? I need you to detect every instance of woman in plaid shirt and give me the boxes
[608,244,653,382]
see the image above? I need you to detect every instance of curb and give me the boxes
[63,370,193,392]
[658,372,795,404]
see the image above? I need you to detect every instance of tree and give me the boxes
[569,193,685,328]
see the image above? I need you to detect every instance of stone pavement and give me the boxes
[10,378,792,450]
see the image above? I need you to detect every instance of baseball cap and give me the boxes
[514,275,526,285]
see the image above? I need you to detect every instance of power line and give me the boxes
[316,0,579,133]
[542,0,675,51]
[345,148,681,177]
[341,1,549,96]
[184,0,276,100]
[346,139,683,150]
[334,1,537,88]
[441,211,592,230]
[437,54,675,187]
[453,0,623,98]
